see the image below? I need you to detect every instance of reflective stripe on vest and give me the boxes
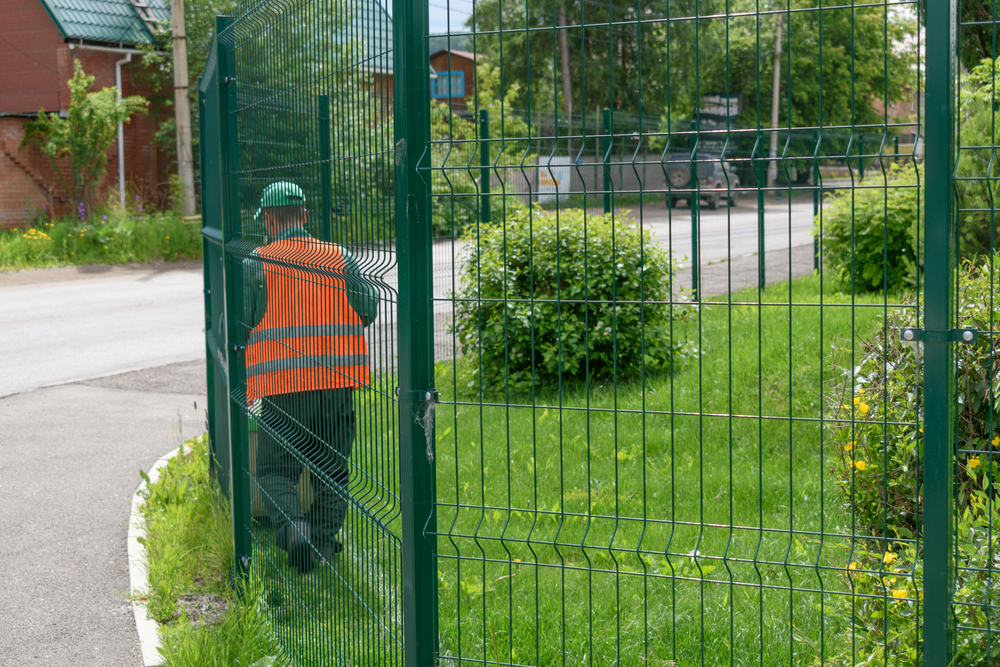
[246,238,369,401]
[248,324,366,346]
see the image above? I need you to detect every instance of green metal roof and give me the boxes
[39,0,170,46]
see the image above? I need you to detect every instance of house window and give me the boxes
[432,70,465,99]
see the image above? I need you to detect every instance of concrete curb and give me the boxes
[128,446,186,667]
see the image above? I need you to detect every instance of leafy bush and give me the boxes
[828,257,1000,664]
[816,162,921,293]
[22,61,147,215]
[453,207,694,394]
[957,58,1000,256]
[819,58,1000,294]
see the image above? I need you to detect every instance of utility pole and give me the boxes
[767,12,783,189]
[171,0,196,216]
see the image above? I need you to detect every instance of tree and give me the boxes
[471,0,915,158]
[22,61,148,216]
[138,0,239,209]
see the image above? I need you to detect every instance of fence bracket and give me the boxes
[396,388,440,403]
[898,327,978,344]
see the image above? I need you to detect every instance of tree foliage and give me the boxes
[470,0,915,154]
[22,61,148,215]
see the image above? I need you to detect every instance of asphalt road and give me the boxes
[0,263,206,398]
[0,263,208,666]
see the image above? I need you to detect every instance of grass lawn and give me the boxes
[140,435,286,667]
[429,273,899,666]
[259,273,904,666]
[0,210,201,271]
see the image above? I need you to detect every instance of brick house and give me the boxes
[0,0,171,227]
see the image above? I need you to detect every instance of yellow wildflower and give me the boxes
[883,552,898,565]
[845,443,854,452]
[970,457,982,469]
[848,562,858,571]
[858,403,870,415]
[993,436,999,447]
[857,388,864,395]
[855,461,867,471]
[854,397,861,406]
[892,589,908,599]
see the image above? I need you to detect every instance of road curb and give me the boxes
[128,446,187,667]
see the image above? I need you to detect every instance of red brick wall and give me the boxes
[1,48,171,227]
[0,0,64,114]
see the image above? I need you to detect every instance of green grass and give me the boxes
[251,273,904,666]
[428,273,900,666]
[139,434,287,667]
[0,208,201,271]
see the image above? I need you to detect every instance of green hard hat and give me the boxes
[258,181,306,209]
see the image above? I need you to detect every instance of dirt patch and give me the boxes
[170,593,229,628]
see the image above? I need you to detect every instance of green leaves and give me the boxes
[453,206,694,394]
[817,162,922,293]
[21,61,148,214]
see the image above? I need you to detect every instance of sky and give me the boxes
[380,0,473,37]
[428,0,473,35]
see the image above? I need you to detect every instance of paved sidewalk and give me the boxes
[0,360,206,667]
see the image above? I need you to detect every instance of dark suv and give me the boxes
[664,152,741,209]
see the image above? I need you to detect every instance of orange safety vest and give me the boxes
[246,238,369,403]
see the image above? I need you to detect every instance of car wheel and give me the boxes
[667,167,690,189]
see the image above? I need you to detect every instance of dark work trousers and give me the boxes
[257,388,355,546]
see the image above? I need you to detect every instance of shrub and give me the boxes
[816,162,922,293]
[819,59,1000,295]
[828,257,1000,664]
[453,207,694,394]
[21,61,147,215]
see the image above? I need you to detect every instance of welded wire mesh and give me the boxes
[197,0,1000,662]
[430,0,935,664]
[211,0,401,662]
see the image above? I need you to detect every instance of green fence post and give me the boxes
[813,130,820,272]
[757,140,765,291]
[690,118,700,300]
[199,76,216,464]
[603,109,612,214]
[894,134,900,163]
[393,0,439,662]
[319,94,333,242]
[923,0,957,662]
[480,109,490,225]
[216,14,252,585]
[858,133,865,181]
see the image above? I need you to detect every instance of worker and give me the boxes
[243,181,378,573]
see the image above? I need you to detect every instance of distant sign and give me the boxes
[700,94,742,117]
[538,156,573,202]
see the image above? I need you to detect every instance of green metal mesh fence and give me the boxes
[196,0,1000,662]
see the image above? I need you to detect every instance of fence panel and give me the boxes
[199,38,231,497]
[212,1,402,663]
[425,0,937,665]
[195,0,1000,662]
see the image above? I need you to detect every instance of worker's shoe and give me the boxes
[285,521,314,574]
[316,540,343,563]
